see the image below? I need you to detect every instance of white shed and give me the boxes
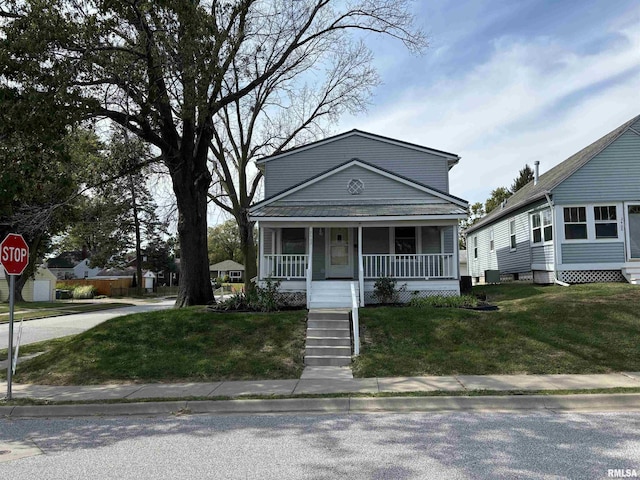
[0,266,57,302]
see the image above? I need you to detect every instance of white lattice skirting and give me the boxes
[558,270,625,284]
[276,292,307,307]
[364,289,457,304]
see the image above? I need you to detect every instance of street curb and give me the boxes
[2,394,640,418]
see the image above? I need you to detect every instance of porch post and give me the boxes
[358,225,364,306]
[259,223,264,281]
[452,223,459,280]
[307,226,313,309]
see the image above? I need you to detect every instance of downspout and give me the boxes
[544,192,569,286]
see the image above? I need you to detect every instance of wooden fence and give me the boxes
[57,278,132,296]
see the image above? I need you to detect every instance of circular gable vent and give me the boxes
[347,178,364,195]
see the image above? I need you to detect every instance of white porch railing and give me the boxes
[263,254,309,279]
[362,254,455,279]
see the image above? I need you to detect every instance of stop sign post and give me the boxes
[1,233,29,400]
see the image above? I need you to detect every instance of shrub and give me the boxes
[409,295,480,308]
[373,277,404,304]
[212,278,283,312]
[72,285,97,299]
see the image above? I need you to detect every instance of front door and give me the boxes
[626,203,640,260]
[326,227,352,278]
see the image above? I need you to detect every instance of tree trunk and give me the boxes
[129,175,143,296]
[171,158,215,307]
[12,234,43,302]
[238,210,257,294]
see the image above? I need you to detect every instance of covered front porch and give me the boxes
[257,223,461,307]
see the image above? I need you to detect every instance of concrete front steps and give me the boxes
[309,280,357,309]
[304,309,352,367]
[622,263,640,285]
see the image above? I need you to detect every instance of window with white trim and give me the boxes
[531,209,553,244]
[563,207,587,240]
[509,219,516,250]
[489,228,494,252]
[473,236,478,259]
[594,205,617,239]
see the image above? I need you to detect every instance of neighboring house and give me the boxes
[0,266,57,302]
[46,250,86,279]
[210,260,245,282]
[73,258,102,279]
[459,250,468,276]
[249,129,468,308]
[466,114,640,285]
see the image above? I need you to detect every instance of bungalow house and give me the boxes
[209,259,245,282]
[466,114,640,285]
[249,129,468,308]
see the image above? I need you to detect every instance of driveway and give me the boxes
[0,300,174,350]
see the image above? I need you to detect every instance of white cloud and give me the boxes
[339,25,640,204]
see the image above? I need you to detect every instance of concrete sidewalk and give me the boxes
[2,372,640,403]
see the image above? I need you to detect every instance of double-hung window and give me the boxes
[509,219,516,250]
[473,236,478,259]
[563,207,587,240]
[532,209,553,244]
[489,229,494,252]
[594,206,617,239]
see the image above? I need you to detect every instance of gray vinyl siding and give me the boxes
[553,127,640,204]
[561,242,625,264]
[282,164,438,203]
[264,135,450,197]
[443,226,454,254]
[263,228,274,254]
[311,228,326,280]
[421,227,440,253]
[363,227,390,254]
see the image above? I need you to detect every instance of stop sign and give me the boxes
[0,233,29,275]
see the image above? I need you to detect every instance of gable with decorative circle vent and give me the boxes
[347,178,364,195]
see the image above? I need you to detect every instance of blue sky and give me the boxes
[338,0,640,205]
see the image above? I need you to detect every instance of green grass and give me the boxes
[8,307,307,385]
[353,283,640,377]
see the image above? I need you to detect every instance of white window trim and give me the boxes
[509,219,516,251]
[530,209,553,246]
[560,203,622,243]
[489,228,494,252]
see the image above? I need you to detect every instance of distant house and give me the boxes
[46,251,87,279]
[249,129,468,308]
[210,260,245,282]
[466,114,640,285]
[459,250,468,276]
[0,266,57,302]
[73,258,102,279]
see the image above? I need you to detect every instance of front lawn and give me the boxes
[352,283,640,377]
[8,308,307,385]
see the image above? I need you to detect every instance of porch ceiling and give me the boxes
[250,203,466,218]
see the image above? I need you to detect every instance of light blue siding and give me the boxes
[443,226,454,254]
[264,135,451,197]
[468,200,547,277]
[561,242,625,264]
[532,244,554,266]
[553,128,640,203]
[283,164,438,203]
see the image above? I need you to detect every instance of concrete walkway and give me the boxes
[2,372,639,402]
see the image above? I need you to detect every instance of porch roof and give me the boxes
[250,202,466,219]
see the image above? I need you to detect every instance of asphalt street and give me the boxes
[0,300,174,350]
[0,411,639,479]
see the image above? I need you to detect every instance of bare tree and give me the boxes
[2,0,426,306]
